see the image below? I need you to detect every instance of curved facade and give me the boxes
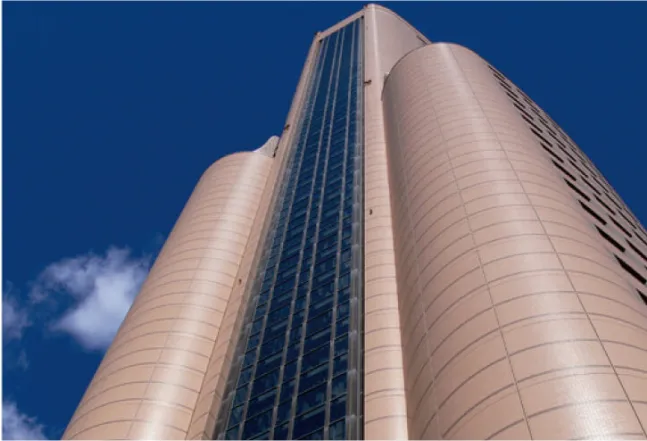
[361,5,428,439]
[64,5,647,440]
[383,43,647,439]
[63,151,274,440]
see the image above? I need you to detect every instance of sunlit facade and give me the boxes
[64,5,647,440]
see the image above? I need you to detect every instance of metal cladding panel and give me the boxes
[382,42,647,440]
[361,4,427,440]
[62,152,274,440]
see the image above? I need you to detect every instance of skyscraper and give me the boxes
[63,4,647,440]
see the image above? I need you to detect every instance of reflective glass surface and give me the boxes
[215,19,364,440]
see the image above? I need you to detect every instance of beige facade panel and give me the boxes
[361,5,427,439]
[63,151,274,440]
[383,42,647,440]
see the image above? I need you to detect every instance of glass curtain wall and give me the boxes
[214,19,364,441]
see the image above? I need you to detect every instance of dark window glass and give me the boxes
[293,405,326,438]
[251,430,270,440]
[257,351,283,375]
[233,385,249,407]
[274,422,289,440]
[286,343,301,362]
[243,408,273,438]
[263,322,288,343]
[247,389,277,418]
[329,395,347,422]
[280,379,296,402]
[276,399,292,423]
[329,418,346,440]
[299,363,329,393]
[304,328,332,353]
[225,426,240,440]
[284,359,298,380]
[251,368,280,398]
[331,374,347,398]
[333,353,348,377]
[219,21,362,438]
[296,383,327,415]
[334,334,349,357]
[239,365,254,385]
[298,428,324,440]
[229,404,244,426]
[308,297,334,318]
[337,300,350,320]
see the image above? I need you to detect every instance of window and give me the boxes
[246,389,276,419]
[299,363,329,393]
[329,418,346,440]
[293,405,326,438]
[242,408,273,438]
[329,395,347,422]
[296,383,327,415]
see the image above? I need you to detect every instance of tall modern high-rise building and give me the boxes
[63,5,647,440]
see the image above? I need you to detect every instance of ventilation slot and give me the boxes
[595,196,616,215]
[596,227,625,253]
[552,160,577,182]
[635,232,647,250]
[580,201,607,225]
[521,115,544,134]
[611,217,633,238]
[637,289,647,306]
[616,255,647,285]
[568,160,589,179]
[530,128,554,147]
[542,145,564,163]
[564,179,590,202]
[628,241,647,263]
[580,176,602,197]
[619,210,637,229]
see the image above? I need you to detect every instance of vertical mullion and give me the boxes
[324,20,356,441]
[347,17,364,441]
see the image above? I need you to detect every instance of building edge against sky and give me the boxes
[63,4,647,440]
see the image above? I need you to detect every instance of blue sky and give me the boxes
[3,1,647,439]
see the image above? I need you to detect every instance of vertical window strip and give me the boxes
[216,19,364,440]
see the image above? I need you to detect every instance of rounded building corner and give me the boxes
[201,151,251,178]
[201,137,278,180]
[383,42,481,93]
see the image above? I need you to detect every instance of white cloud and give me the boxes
[3,284,31,341]
[2,400,47,440]
[30,247,151,351]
